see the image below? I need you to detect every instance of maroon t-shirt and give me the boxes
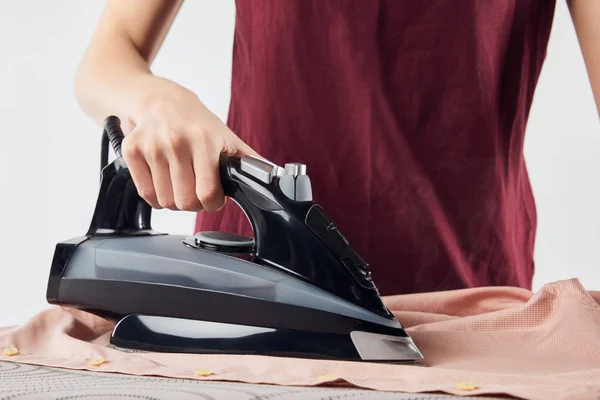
[195,1,557,295]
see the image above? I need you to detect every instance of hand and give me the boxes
[121,78,258,212]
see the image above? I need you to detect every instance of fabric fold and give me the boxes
[1,278,599,400]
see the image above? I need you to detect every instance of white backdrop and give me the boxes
[0,1,599,327]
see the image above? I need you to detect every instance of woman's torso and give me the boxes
[195,0,557,295]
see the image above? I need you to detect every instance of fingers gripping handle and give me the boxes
[100,116,271,211]
[95,117,283,236]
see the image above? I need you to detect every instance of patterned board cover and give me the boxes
[0,361,504,400]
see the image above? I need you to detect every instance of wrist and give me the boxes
[130,76,198,122]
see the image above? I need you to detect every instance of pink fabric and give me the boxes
[1,278,599,400]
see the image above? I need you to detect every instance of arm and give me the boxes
[74,0,183,130]
[76,0,257,212]
[568,0,600,115]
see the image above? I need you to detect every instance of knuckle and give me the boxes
[158,197,175,209]
[175,196,200,211]
[122,137,141,160]
[145,142,162,162]
[196,177,218,196]
[164,129,187,154]
[194,126,214,147]
[198,189,218,204]
[189,123,206,136]
[138,187,156,201]
[196,186,222,210]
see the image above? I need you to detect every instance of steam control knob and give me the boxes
[279,162,313,202]
[284,162,307,177]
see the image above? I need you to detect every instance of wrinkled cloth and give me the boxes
[1,279,599,400]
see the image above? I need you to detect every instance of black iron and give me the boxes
[46,116,423,362]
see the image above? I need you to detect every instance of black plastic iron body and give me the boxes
[48,154,393,319]
[44,117,417,361]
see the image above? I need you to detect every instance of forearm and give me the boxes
[568,0,600,115]
[74,36,153,130]
[74,0,183,132]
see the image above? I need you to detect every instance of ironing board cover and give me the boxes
[0,361,506,400]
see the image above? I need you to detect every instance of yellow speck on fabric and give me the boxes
[2,347,18,356]
[86,357,105,367]
[317,374,338,382]
[456,381,477,391]
[194,368,213,377]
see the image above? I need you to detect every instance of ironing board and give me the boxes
[0,361,504,400]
